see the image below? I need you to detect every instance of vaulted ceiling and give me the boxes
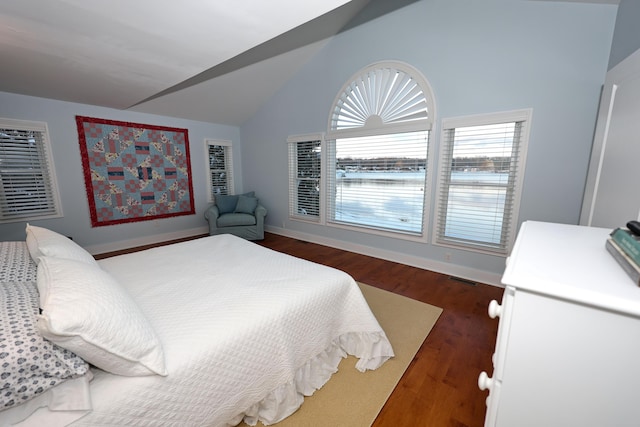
[0,0,618,126]
[0,0,420,125]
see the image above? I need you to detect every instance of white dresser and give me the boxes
[479,221,640,427]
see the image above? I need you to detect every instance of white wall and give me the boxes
[0,91,241,252]
[240,0,617,283]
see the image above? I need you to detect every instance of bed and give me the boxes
[0,225,393,427]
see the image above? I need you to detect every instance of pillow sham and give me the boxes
[25,224,97,266]
[0,281,89,410]
[36,256,167,377]
[234,196,259,214]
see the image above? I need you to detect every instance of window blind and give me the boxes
[0,124,61,223]
[207,142,233,199]
[436,120,525,254]
[288,138,321,220]
[327,131,428,234]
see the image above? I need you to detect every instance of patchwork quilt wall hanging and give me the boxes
[76,116,195,227]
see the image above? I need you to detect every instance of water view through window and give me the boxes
[333,170,507,240]
[330,131,428,234]
[436,121,519,248]
[334,170,425,233]
[443,171,508,245]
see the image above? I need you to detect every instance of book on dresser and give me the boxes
[610,227,640,266]
[605,238,640,285]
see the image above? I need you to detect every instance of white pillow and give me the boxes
[36,256,167,377]
[26,224,97,265]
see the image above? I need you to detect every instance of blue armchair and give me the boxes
[204,191,267,240]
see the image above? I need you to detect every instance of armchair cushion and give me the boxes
[234,196,259,214]
[217,213,257,227]
[215,191,254,214]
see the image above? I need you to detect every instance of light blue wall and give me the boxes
[240,0,617,279]
[0,91,241,250]
[608,0,640,70]
[0,0,619,282]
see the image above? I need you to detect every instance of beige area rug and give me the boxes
[241,282,443,427]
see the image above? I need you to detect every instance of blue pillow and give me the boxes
[215,192,255,214]
[234,196,259,214]
[215,195,238,214]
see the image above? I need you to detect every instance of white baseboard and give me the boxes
[86,226,209,256]
[265,225,503,287]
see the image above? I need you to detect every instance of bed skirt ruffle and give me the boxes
[235,330,393,426]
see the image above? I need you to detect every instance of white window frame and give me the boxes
[0,118,62,224]
[287,133,324,223]
[433,109,532,255]
[204,139,234,203]
[324,61,436,241]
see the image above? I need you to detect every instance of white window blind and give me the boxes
[206,140,234,201]
[288,137,321,221]
[435,110,530,254]
[0,119,61,223]
[327,131,428,234]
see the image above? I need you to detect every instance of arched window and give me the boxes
[325,61,435,237]
[329,62,434,134]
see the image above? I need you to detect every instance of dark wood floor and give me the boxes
[255,233,503,427]
[97,232,504,427]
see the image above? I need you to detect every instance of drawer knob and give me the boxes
[488,300,502,318]
[478,371,493,391]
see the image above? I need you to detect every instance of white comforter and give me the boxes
[69,234,392,426]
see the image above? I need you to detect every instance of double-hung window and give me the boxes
[327,132,429,234]
[0,118,62,223]
[325,61,436,238]
[288,134,322,221]
[205,139,234,202]
[434,110,531,255]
